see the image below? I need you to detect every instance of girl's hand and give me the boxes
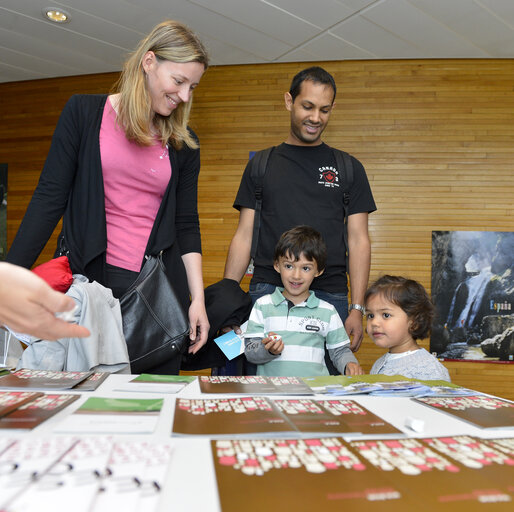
[345,362,364,376]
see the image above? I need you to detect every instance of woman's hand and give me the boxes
[187,298,210,354]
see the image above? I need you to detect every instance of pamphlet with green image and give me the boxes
[114,374,197,394]
[132,374,196,384]
[54,396,164,434]
[78,397,163,413]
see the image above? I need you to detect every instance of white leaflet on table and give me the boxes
[5,437,112,512]
[54,412,160,435]
[91,440,173,512]
[0,437,77,510]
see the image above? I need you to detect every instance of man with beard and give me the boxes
[223,67,376,374]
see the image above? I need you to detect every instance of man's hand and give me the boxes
[344,362,364,376]
[0,262,90,340]
[344,309,364,352]
[220,325,242,335]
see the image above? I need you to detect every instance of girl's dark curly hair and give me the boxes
[364,275,434,340]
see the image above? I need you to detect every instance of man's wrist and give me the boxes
[349,303,366,315]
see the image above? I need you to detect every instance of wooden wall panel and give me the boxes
[1,60,513,398]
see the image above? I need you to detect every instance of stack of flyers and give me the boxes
[368,381,433,397]
[322,382,382,396]
[303,375,476,398]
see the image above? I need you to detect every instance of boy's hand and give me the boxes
[263,332,283,355]
[344,362,364,376]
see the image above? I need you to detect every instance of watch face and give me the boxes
[350,304,365,314]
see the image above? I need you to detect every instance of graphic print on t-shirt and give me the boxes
[318,165,339,188]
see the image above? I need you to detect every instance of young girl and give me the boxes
[365,275,450,382]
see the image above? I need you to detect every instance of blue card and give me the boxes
[214,330,244,360]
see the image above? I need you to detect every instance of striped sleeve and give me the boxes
[325,308,350,349]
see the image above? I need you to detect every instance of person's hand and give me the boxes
[187,298,210,354]
[262,332,283,355]
[345,362,364,376]
[344,309,364,352]
[0,262,90,340]
[220,325,242,335]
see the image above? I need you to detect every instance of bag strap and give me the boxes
[249,147,274,260]
[332,149,354,272]
[249,146,354,273]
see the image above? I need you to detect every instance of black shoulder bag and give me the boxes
[120,252,189,373]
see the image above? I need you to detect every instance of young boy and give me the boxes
[244,225,363,377]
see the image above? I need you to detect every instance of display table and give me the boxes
[0,374,513,511]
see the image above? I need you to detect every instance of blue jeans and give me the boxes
[247,283,348,375]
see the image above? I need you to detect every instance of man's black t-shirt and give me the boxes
[234,143,376,293]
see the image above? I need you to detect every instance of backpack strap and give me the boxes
[332,149,354,272]
[249,147,274,260]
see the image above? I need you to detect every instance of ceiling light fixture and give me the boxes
[43,7,71,23]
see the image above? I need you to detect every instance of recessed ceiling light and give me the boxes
[43,7,71,23]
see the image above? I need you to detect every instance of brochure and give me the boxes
[349,436,513,511]
[54,396,164,434]
[212,434,514,512]
[72,372,109,391]
[199,375,314,395]
[274,398,401,436]
[0,391,44,418]
[212,436,414,512]
[172,397,400,437]
[172,396,294,437]
[421,435,514,495]
[0,369,92,391]
[114,373,196,394]
[0,393,80,430]
[413,395,514,429]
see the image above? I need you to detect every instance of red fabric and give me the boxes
[32,256,73,293]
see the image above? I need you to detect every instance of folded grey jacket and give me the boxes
[17,275,130,374]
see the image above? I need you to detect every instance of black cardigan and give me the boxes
[7,94,202,307]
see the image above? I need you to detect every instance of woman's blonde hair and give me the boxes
[113,20,209,150]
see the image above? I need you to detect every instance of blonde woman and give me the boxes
[7,20,210,372]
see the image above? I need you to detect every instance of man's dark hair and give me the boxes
[274,225,327,271]
[289,66,336,103]
[364,275,435,340]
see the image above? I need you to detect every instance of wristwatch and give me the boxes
[349,303,366,315]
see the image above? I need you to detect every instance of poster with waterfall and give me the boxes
[431,231,513,363]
